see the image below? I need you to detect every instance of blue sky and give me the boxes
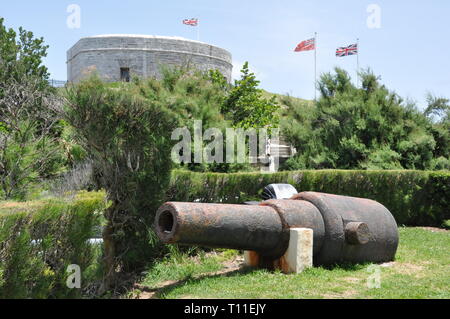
[1,0,449,109]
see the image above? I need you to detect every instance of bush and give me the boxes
[0,19,64,200]
[280,68,449,170]
[63,75,182,290]
[0,191,107,298]
[168,169,449,226]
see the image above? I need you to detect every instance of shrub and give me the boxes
[0,191,107,298]
[168,169,449,226]
[280,68,448,170]
[221,62,279,130]
[0,18,64,200]
[63,76,180,290]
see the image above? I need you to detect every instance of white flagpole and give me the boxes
[197,19,200,41]
[356,38,360,87]
[314,32,317,102]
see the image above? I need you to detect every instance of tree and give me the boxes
[63,76,180,290]
[222,62,279,130]
[0,75,62,199]
[282,68,443,170]
[424,93,450,122]
[424,93,450,169]
[0,18,49,88]
[0,19,61,199]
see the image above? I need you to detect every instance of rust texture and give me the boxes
[154,192,399,265]
[155,202,284,257]
[292,192,399,265]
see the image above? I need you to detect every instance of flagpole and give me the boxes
[356,38,360,87]
[197,19,200,41]
[314,32,317,102]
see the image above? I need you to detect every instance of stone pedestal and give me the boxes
[244,228,313,274]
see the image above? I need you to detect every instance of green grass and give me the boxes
[140,248,231,288]
[137,227,450,299]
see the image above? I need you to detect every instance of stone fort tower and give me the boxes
[67,34,233,83]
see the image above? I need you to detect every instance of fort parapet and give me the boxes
[67,34,233,83]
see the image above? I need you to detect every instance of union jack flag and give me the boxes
[183,18,198,26]
[294,38,316,52]
[336,43,358,57]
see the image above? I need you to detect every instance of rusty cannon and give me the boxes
[154,190,399,267]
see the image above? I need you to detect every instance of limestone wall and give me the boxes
[67,34,233,83]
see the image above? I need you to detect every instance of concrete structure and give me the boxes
[244,228,313,274]
[280,228,313,273]
[66,34,233,83]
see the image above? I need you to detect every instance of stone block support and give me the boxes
[244,228,313,274]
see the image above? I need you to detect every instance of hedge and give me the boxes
[0,191,107,299]
[168,170,449,226]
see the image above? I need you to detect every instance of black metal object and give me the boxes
[154,191,399,265]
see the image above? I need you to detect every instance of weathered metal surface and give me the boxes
[155,202,284,257]
[345,222,370,245]
[260,199,325,261]
[154,191,399,265]
[291,192,399,265]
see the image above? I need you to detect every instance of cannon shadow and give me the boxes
[140,260,377,299]
[142,265,257,299]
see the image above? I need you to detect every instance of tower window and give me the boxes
[120,67,130,82]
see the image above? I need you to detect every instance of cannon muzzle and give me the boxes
[154,192,399,265]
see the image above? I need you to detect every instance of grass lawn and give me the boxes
[132,227,450,299]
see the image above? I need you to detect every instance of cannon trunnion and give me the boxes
[154,192,399,266]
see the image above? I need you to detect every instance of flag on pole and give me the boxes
[294,35,318,100]
[294,38,316,52]
[182,18,199,26]
[336,43,358,57]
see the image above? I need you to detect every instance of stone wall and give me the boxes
[67,34,233,83]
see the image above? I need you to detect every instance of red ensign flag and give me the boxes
[294,38,316,52]
[183,18,198,26]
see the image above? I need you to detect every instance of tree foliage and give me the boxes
[63,76,180,288]
[282,68,449,170]
[0,76,62,199]
[221,62,280,130]
[0,18,49,87]
[0,18,62,199]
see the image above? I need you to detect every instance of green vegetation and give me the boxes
[139,247,238,289]
[168,169,449,226]
[0,17,49,84]
[63,76,180,289]
[0,191,107,298]
[0,18,65,200]
[59,64,284,289]
[0,16,448,299]
[136,227,450,299]
[281,68,450,171]
[219,62,280,130]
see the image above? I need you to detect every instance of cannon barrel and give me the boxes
[154,192,399,265]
